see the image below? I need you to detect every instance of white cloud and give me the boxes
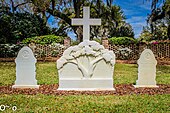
[123,9,139,16]
[126,16,147,38]
[126,16,147,23]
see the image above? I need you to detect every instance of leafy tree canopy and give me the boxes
[0,0,134,43]
[0,3,51,43]
[146,0,170,40]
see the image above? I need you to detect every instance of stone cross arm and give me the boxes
[72,19,101,25]
[71,7,101,41]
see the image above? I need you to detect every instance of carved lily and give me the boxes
[57,41,115,78]
[78,40,88,48]
[63,47,73,56]
[110,60,115,66]
[91,44,101,51]
[103,53,112,62]
[57,57,67,69]
[94,52,101,57]
[73,51,82,58]
[101,49,109,54]
[72,46,81,52]
[83,46,95,55]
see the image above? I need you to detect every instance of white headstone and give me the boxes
[134,49,158,88]
[57,40,115,91]
[57,6,115,91]
[12,46,39,89]
[72,7,101,41]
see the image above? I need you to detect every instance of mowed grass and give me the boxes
[0,94,169,113]
[0,62,170,85]
[0,62,170,113]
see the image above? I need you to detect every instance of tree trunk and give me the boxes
[73,0,83,42]
[168,24,170,40]
[42,11,47,25]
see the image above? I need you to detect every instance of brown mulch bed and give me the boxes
[0,84,170,96]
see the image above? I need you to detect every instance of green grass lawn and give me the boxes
[0,62,170,113]
[0,62,170,85]
[0,94,169,113]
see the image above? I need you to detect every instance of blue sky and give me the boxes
[48,0,154,39]
[113,0,152,38]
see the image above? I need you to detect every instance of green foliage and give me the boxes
[22,35,64,44]
[71,40,79,46]
[109,37,137,45]
[71,38,101,46]
[138,24,169,43]
[93,38,101,44]
[147,0,170,40]
[89,3,134,38]
[110,22,134,38]
[138,29,153,43]
[12,13,51,40]
[0,44,25,57]
[0,8,51,44]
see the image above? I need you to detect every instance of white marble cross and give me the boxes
[72,7,101,41]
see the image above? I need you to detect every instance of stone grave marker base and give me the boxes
[58,78,115,91]
[12,85,39,89]
[133,85,159,88]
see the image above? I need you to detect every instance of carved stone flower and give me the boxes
[57,57,67,69]
[102,53,112,62]
[83,46,95,55]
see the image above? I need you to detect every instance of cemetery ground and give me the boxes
[0,62,170,112]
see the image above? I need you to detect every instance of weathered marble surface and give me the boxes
[12,46,39,89]
[134,49,158,88]
[57,41,115,90]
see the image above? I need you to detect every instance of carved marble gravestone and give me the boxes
[57,7,115,91]
[134,49,158,88]
[12,46,39,89]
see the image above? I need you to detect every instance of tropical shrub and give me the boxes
[93,38,102,44]
[109,37,137,45]
[71,40,79,46]
[22,35,64,44]
[0,44,25,57]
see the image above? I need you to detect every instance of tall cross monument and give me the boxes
[72,7,101,41]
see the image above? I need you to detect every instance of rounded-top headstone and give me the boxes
[12,46,39,89]
[134,49,158,88]
[138,49,157,64]
[15,46,36,63]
